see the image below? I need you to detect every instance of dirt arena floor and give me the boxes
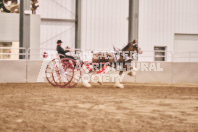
[0,83,198,132]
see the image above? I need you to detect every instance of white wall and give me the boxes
[1,60,198,84]
[29,15,41,60]
[37,0,129,51]
[40,20,75,50]
[0,13,40,52]
[173,34,198,62]
[37,0,75,19]
[81,0,129,51]
[0,61,26,83]
[37,0,76,50]
[0,13,19,42]
[138,0,198,61]
[37,0,198,61]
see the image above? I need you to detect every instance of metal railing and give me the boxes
[0,47,198,62]
[0,47,26,60]
[138,51,198,62]
[26,48,83,60]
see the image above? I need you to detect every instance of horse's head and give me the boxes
[122,40,143,54]
[132,40,143,54]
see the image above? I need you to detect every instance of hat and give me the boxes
[57,40,63,43]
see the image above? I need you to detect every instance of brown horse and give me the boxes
[83,40,143,88]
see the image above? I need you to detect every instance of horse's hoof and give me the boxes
[128,71,136,76]
[132,71,136,76]
[128,72,133,76]
[114,83,124,89]
[83,81,91,88]
[98,81,103,85]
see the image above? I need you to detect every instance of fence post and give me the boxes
[189,52,191,62]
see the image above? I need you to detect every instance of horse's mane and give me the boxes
[121,40,137,51]
[122,42,131,51]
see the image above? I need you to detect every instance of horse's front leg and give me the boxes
[114,71,124,89]
[82,69,104,87]
[82,64,93,88]
[90,73,103,85]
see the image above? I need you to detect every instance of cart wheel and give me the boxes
[53,58,74,88]
[60,58,82,88]
[45,59,57,87]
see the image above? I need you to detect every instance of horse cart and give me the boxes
[45,55,111,88]
[45,42,142,88]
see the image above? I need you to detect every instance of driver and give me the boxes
[56,40,75,60]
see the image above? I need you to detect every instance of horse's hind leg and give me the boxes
[114,71,124,88]
[98,80,103,85]
[92,74,103,85]
[128,62,137,76]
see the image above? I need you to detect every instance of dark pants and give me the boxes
[65,55,75,60]
[60,55,75,59]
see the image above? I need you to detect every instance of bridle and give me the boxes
[132,43,139,53]
[131,43,139,60]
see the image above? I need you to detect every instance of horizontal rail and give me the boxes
[0,47,198,62]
